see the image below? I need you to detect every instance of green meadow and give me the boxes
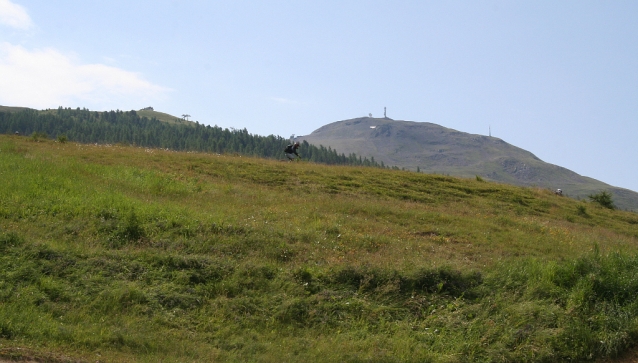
[1,134,638,362]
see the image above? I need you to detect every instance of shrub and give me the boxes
[30,131,48,142]
[589,191,615,209]
[120,211,145,241]
[576,205,589,217]
[107,210,146,247]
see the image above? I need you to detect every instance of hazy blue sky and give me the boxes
[1,1,637,192]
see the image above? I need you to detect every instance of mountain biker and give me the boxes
[284,142,300,161]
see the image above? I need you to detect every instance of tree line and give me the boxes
[0,107,385,168]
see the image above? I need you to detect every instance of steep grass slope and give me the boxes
[300,117,638,211]
[1,134,638,362]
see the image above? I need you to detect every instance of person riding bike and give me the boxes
[284,141,300,161]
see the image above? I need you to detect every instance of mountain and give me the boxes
[300,117,638,211]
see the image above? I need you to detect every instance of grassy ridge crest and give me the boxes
[1,135,638,362]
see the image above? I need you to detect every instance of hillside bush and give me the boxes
[576,204,589,217]
[589,191,616,209]
[30,131,47,142]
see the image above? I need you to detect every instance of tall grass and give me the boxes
[1,135,638,362]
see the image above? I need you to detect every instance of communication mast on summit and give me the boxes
[383,107,392,120]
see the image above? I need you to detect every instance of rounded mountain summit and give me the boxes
[301,117,638,212]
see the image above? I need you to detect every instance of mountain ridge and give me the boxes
[300,117,638,211]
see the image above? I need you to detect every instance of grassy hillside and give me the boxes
[136,109,196,126]
[0,105,34,113]
[300,117,638,212]
[1,134,638,362]
[1,105,192,127]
